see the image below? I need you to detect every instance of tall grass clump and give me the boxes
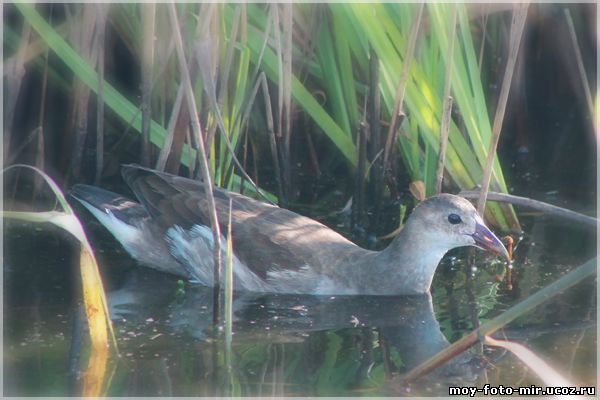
[7,3,522,232]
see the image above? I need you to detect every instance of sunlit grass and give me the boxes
[12,3,520,227]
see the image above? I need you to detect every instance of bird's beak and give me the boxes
[470,222,511,261]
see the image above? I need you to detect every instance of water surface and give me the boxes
[4,210,596,396]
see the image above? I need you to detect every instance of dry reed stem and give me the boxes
[94,4,108,185]
[563,8,594,121]
[461,190,598,229]
[7,128,39,165]
[34,49,49,196]
[203,11,233,155]
[260,74,285,203]
[5,19,32,160]
[3,23,68,77]
[403,256,596,383]
[434,4,458,195]
[168,4,222,312]
[155,82,185,171]
[271,4,294,202]
[68,6,97,182]
[477,3,489,70]
[382,3,424,174]
[141,4,156,167]
[352,121,368,230]
[483,336,575,388]
[476,4,528,215]
[368,48,383,228]
[247,6,273,93]
[281,4,293,150]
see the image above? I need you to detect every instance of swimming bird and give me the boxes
[70,164,509,295]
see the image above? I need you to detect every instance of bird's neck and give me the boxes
[349,222,450,295]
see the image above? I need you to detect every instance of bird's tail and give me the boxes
[70,184,149,226]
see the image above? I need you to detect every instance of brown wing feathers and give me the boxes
[121,165,305,278]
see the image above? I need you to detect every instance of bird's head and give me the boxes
[408,194,510,260]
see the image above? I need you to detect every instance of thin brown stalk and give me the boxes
[271,4,283,139]
[483,336,575,387]
[219,6,241,107]
[231,5,273,136]
[377,329,393,380]
[4,19,32,161]
[352,120,368,232]
[68,5,98,182]
[368,48,383,230]
[34,44,50,197]
[271,4,294,202]
[247,5,273,96]
[260,73,285,203]
[476,4,528,215]
[403,257,596,383]
[204,5,240,155]
[223,51,270,190]
[4,23,68,77]
[168,4,222,321]
[239,128,249,195]
[151,9,178,132]
[563,8,594,120]
[165,55,199,175]
[477,3,489,70]
[382,3,424,174]
[238,73,264,137]
[141,4,156,167]
[434,98,453,194]
[94,4,109,185]
[155,82,185,171]
[6,128,40,165]
[280,4,293,154]
[305,129,321,178]
[434,4,458,195]
[185,125,195,178]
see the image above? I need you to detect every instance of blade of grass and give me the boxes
[3,164,117,349]
[331,8,360,131]
[194,42,274,204]
[236,5,356,165]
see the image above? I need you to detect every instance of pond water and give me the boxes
[3,1,596,396]
[4,204,596,396]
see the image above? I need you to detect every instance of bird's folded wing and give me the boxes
[121,165,358,279]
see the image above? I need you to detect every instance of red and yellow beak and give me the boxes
[471,222,510,261]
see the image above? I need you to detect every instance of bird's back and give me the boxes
[122,165,363,281]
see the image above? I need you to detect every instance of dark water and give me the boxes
[4,207,596,396]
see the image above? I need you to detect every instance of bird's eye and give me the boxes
[447,213,462,224]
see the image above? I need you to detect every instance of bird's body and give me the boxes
[71,165,508,295]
